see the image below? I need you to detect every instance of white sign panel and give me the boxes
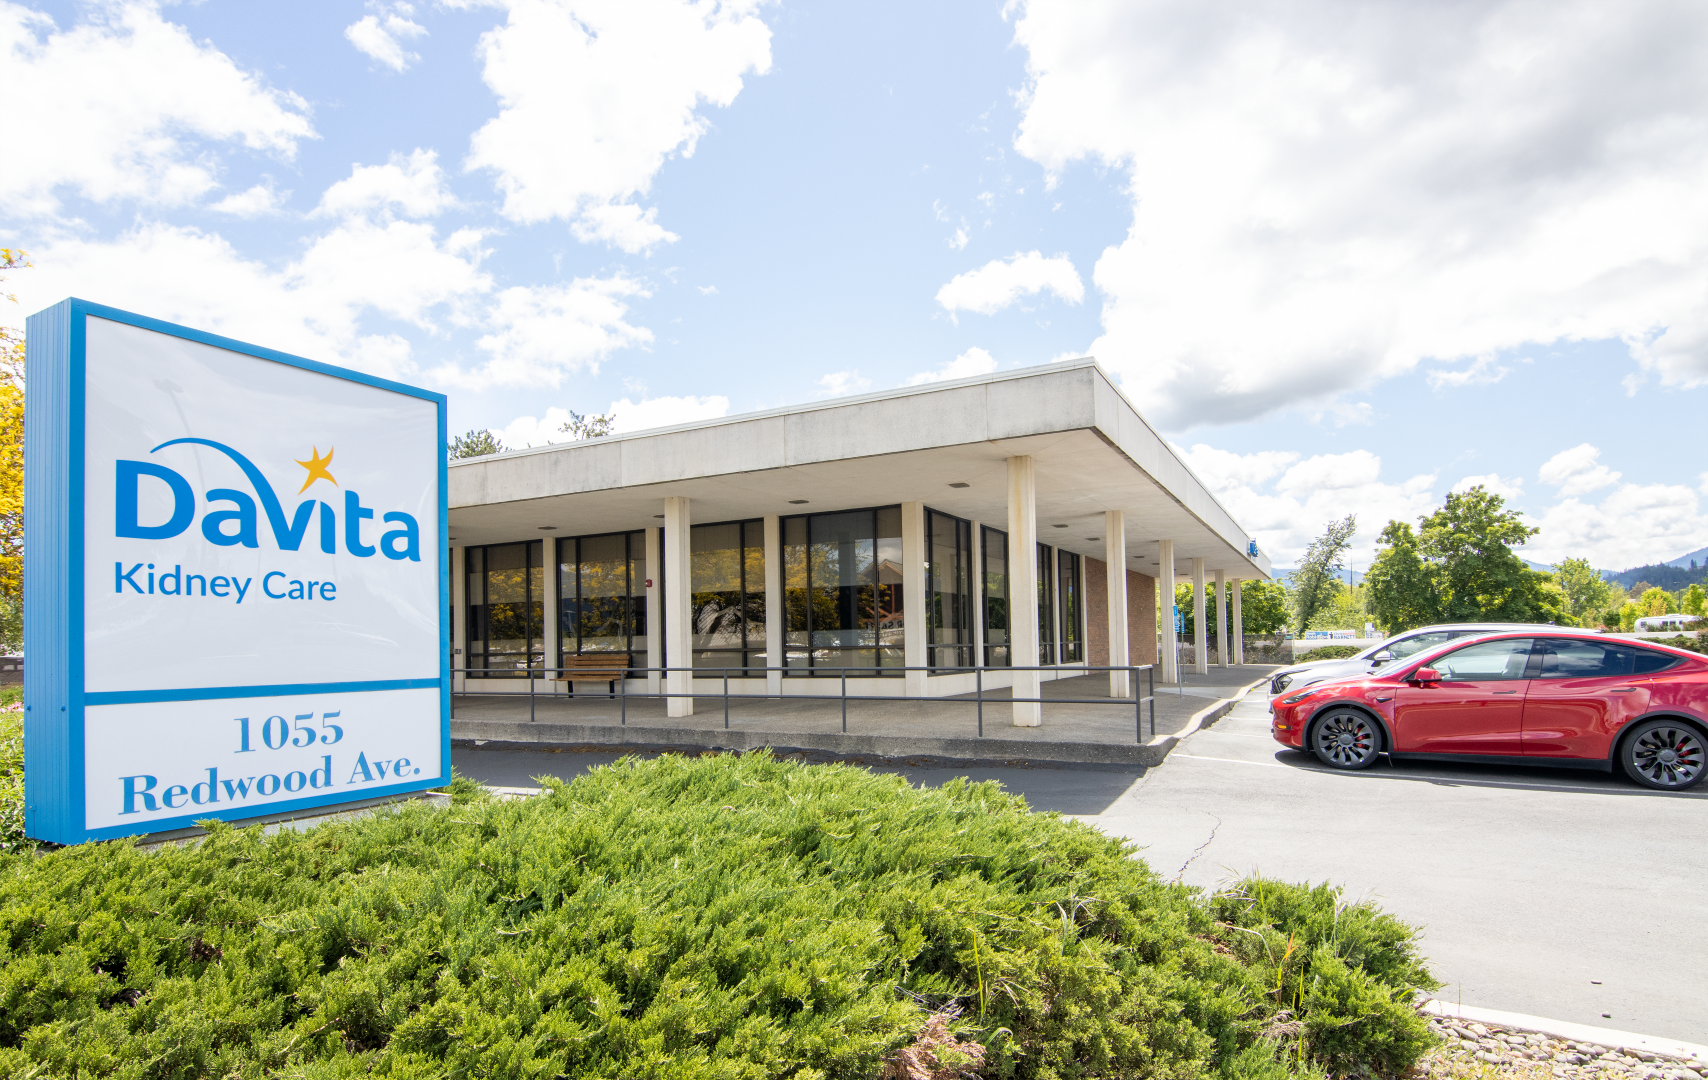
[24,301,449,844]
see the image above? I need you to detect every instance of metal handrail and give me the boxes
[447,662,1159,743]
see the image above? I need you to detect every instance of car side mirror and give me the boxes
[1370,650,1394,663]
[1412,667,1441,683]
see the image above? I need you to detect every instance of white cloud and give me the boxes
[1010,1,1708,428]
[497,407,577,449]
[1176,444,1299,489]
[9,217,489,381]
[904,347,998,386]
[345,6,427,72]
[457,276,654,389]
[464,0,771,248]
[608,394,730,433]
[1538,443,1622,497]
[1700,471,1708,496]
[1453,473,1525,500]
[817,370,871,396]
[209,182,286,217]
[1426,356,1511,391]
[1527,484,1708,570]
[949,228,969,250]
[935,251,1084,318]
[0,2,315,216]
[696,285,719,296]
[313,149,456,220]
[568,203,679,254]
[1177,444,1437,566]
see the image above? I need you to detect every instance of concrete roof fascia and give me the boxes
[449,358,1272,579]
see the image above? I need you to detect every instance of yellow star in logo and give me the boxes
[295,446,337,494]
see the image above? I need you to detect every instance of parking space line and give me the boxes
[1171,753,1288,768]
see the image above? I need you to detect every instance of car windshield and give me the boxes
[1367,631,1453,666]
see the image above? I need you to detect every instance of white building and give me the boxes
[447,360,1271,726]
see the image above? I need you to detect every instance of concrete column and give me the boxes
[645,526,662,694]
[1104,511,1129,697]
[1231,578,1245,664]
[1214,568,1227,668]
[902,502,927,697]
[541,537,560,680]
[663,497,692,716]
[1192,557,1208,675]
[1008,456,1041,726]
[450,545,466,693]
[970,522,985,667]
[764,514,782,696]
[1158,539,1177,684]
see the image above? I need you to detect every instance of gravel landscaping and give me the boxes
[1420,1014,1704,1080]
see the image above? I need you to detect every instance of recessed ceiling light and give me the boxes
[653,514,664,519]
[1052,523,1068,528]
[948,482,970,489]
[538,526,557,531]
[1086,537,1099,541]
[789,499,809,504]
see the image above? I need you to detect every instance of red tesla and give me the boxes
[1269,631,1708,790]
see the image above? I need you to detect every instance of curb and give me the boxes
[1421,1000,1707,1064]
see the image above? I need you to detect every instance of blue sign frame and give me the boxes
[23,299,450,844]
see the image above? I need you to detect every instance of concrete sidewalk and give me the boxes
[451,666,1277,766]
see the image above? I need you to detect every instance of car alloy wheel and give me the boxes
[1310,709,1382,770]
[1621,720,1706,791]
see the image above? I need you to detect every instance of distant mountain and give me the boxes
[1270,567,1364,587]
[1661,545,1708,570]
[1608,561,1708,592]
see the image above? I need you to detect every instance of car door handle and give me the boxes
[1609,688,1638,693]
[1493,690,1518,694]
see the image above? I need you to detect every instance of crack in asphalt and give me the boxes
[1174,812,1222,882]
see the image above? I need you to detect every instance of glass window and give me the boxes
[1384,631,1452,662]
[690,519,766,672]
[557,531,648,678]
[466,541,544,677]
[1038,544,1056,665]
[1058,549,1083,664]
[1632,649,1684,675]
[926,509,973,671]
[981,525,1009,668]
[1537,638,1632,679]
[1432,638,1536,681]
[782,505,903,676]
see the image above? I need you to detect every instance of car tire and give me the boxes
[1619,719,1706,791]
[1310,709,1383,770]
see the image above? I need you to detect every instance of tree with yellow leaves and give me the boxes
[0,248,26,651]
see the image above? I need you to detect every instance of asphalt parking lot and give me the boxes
[452,688,1708,1043]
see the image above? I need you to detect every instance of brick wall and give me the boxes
[1084,557,1158,666]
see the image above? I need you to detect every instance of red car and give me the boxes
[1269,631,1707,790]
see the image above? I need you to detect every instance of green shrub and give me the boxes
[1647,632,1708,655]
[1297,645,1363,662]
[0,696,23,856]
[0,753,1438,1078]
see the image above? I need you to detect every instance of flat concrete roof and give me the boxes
[448,359,1272,581]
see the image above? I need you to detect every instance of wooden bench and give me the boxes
[552,653,631,697]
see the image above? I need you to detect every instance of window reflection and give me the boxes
[466,541,544,677]
[558,531,648,677]
[691,519,766,672]
[927,509,973,671]
[783,506,904,675]
[1038,544,1056,665]
[982,526,1009,667]
[1058,549,1083,663]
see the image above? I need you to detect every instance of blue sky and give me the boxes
[4,1,1706,573]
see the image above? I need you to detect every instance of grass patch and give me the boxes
[1296,645,1364,662]
[0,687,22,855]
[0,752,1438,1078]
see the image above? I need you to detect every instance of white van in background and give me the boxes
[1633,613,1704,633]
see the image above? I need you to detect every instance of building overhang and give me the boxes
[448,359,1273,581]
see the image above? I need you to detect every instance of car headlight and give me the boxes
[1279,686,1330,706]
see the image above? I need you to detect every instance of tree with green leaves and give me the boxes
[449,428,505,459]
[559,409,616,440]
[1638,587,1673,617]
[1239,579,1290,634]
[1553,557,1611,627]
[1682,584,1706,618]
[1290,515,1356,634]
[1364,486,1563,633]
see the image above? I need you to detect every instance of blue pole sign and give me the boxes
[24,299,450,844]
